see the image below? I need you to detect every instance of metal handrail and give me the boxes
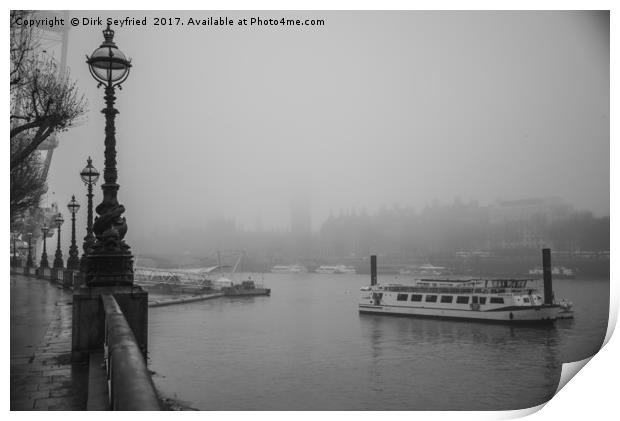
[101,294,160,410]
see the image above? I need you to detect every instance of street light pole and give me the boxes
[53,213,65,269]
[83,25,134,286]
[67,195,81,270]
[80,157,100,257]
[11,232,19,267]
[40,225,50,268]
[26,232,33,268]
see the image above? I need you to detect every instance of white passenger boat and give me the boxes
[270,264,308,274]
[315,265,356,274]
[360,252,574,323]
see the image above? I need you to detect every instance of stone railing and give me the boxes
[101,294,160,410]
[10,265,80,290]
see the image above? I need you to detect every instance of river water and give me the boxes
[148,274,608,410]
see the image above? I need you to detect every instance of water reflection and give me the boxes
[359,313,563,409]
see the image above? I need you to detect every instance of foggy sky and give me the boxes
[42,11,609,252]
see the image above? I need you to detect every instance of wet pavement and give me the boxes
[10,274,89,411]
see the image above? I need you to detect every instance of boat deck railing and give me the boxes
[381,286,535,295]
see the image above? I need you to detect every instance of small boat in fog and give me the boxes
[270,264,308,274]
[528,266,575,279]
[399,264,450,276]
[221,277,271,296]
[360,251,574,323]
[315,265,356,274]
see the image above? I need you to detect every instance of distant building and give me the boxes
[489,197,573,224]
[488,197,573,249]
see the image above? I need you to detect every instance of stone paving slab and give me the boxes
[10,275,89,411]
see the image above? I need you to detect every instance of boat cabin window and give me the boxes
[456,296,469,304]
[523,297,530,303]
[411,294,423,302]
[397,294,408,301]
[472,296,479,304]
[440,295,453,304]
[425,295,438,303]
[479,297,487,305]
[490,297,505,304]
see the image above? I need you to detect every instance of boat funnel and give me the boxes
[370,255,377,286]
[542,248,553,305]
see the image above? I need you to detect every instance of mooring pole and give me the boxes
[542,248,553,305]
[370,255,377,286]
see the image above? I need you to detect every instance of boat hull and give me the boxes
[359,304,565,322]
[224,288,271,296]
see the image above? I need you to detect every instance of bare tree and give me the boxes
[10,143,47,224]
[10,10,87,170]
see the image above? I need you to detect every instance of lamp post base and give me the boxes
[83,252,134,286]
[67,255,80,270]
[53,256,64,270]
[40,252,49,268]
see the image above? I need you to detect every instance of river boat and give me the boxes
[360,252,573,323]
[222,278,271,296]
[399,264,450,276]
[528,266,575,279]
[270,264,308,274]
[315,265,356,274]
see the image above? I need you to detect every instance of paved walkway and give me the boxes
[10,275,89,410]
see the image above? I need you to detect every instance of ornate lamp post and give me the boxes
[26,232,33,268]
[84,25,134,286]
[66,196,81,270]
[53,213,65,269]
[80,157,100,257]
[40,225,50,269]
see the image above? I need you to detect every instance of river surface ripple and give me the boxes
[148,274,608,410]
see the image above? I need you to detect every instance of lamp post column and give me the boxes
[11,232,18,267]
[86,181,94,247]
[83,25,134,286]
[80,157,99,259]
[40,226,49,269]
[26,233,33,268]
[53,214,65,269]
[67,196,81,270]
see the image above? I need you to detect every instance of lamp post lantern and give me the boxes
[26,232,33,268]
[53,213,65,269]
[80,157,100,257]
[83,25,134,286]
[40,225,50,269]
[67,195,81,270]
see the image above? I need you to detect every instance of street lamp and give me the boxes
[26,232,33,268]
[80,157,100,256]
[84,25,134,286]
[67,195,81,270]
[53,213,65,269]
[40,225,50,269]
[11,231,19,267]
